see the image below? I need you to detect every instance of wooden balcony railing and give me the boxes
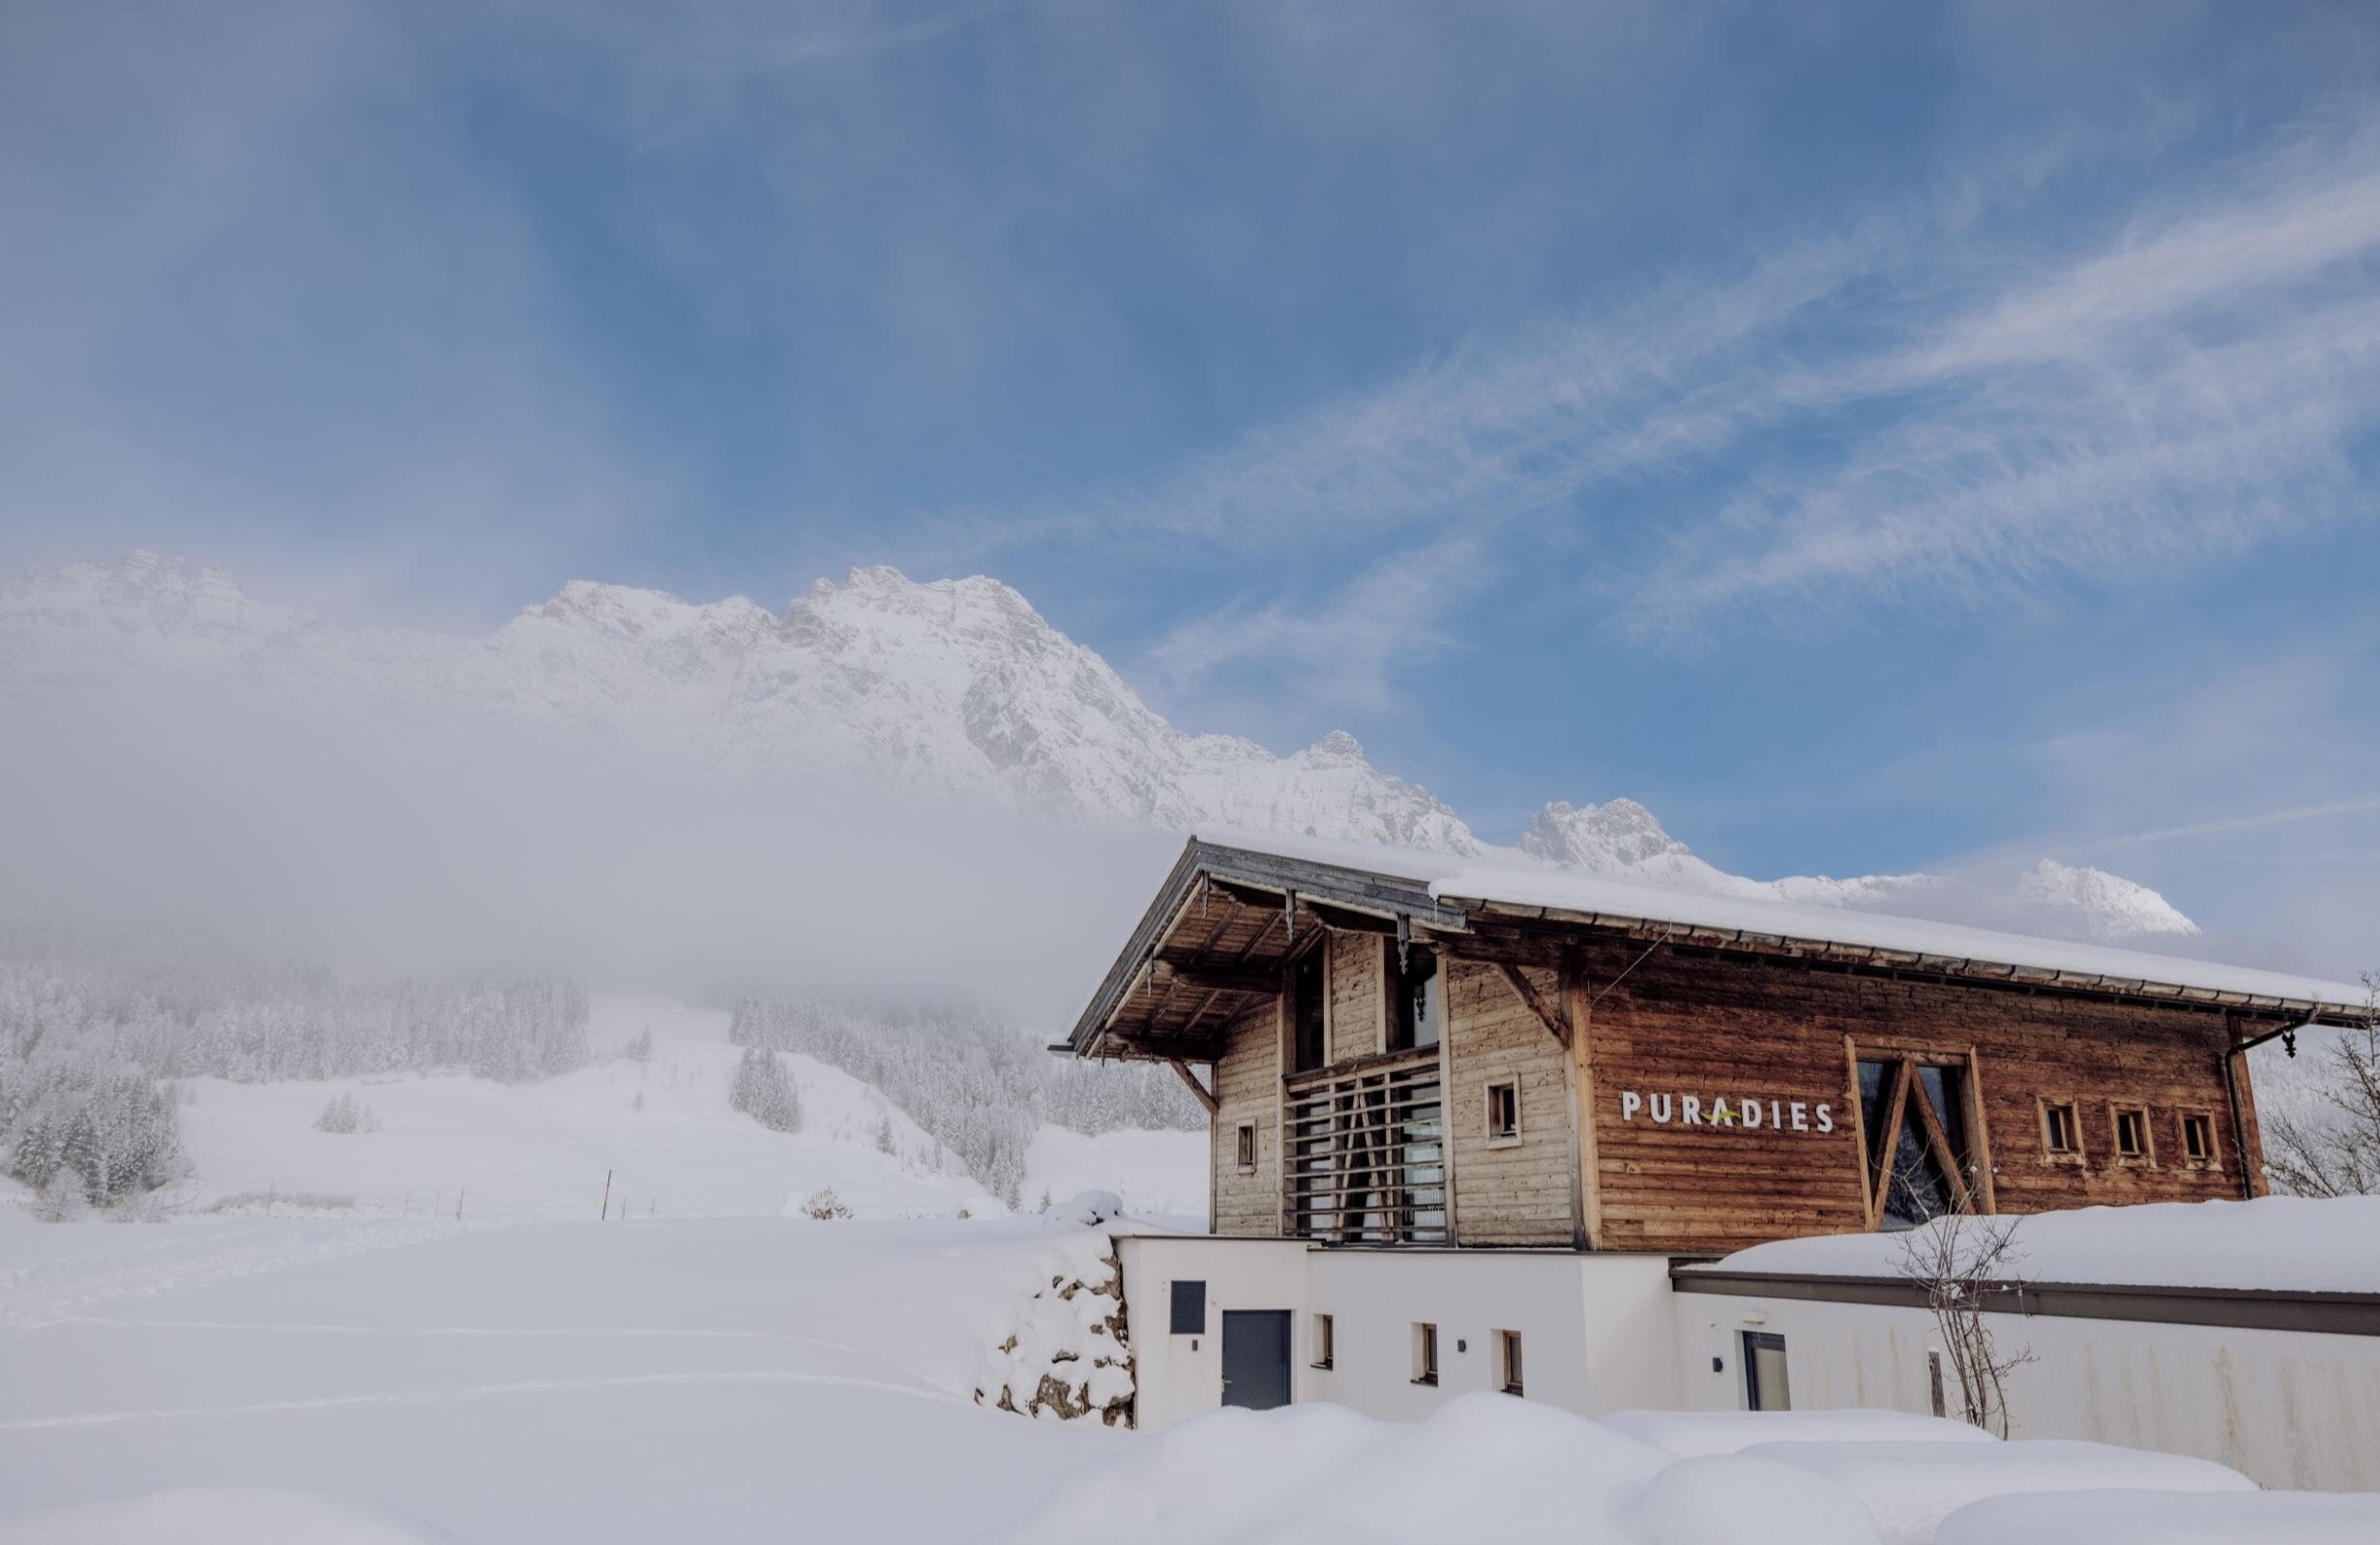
[1283,1049,1447,1244]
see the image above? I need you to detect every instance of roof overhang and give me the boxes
[1057,838,1472,1061]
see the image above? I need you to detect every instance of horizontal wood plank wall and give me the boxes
[1328,932,1386,1062]
[1580,938,2250,1254]
[1211,996,1282,1237]
[1445,959,1574,1246]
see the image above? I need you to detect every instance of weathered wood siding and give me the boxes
[1580,939,2251,1254]
[1444,959,1575,1245]
[1210,995,1282,1237]
[1327,932,1386,1062]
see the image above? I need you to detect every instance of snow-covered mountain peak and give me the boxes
[0,551,2210,948]
[2017,859,2200,943]
[1522,798,1691,870]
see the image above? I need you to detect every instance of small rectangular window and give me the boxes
[1311,1313,1334,1370]
[2181,1112,2217,1166]
[2113,1105,2152,1162]
[1485,1079,1520,1146]
[1169,1280,1205,1335]
[1412,1322,1438,1385]
[2042,1101,2079,1155]
[1496,1329,1524,1396]
[1235,1122,1256,1172]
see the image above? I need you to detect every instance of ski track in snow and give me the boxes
[0,1368,955,1433]
[0,1221,471,1329]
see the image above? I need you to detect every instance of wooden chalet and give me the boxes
[1060,836,2370,1256]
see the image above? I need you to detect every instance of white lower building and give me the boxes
[1116,1197,2380,1494]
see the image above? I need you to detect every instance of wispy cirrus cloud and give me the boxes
[954,105,2380,660]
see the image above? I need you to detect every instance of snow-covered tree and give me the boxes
[730,1047,802,1133]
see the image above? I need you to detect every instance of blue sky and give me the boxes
[3,1,2377,965]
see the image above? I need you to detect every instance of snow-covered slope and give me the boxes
[147,995,1202,1222]
[1,552,2193,944]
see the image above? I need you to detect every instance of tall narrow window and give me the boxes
[2113,1104,2152,1163]
[1390,944,1442,1051]
[1742,1330,1791,1412]
[2181,1112,2217,1167]
[1412,1323,1438,1385]
[1291,948,1327,1073]
[1235,1122,1256,1172]
[1496,1329,1524,1396]
[2042,1101,2079,1157]
[1311,1313,1335,1370]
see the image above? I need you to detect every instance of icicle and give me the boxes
[1396,914,1412,976]
[1285,890,1297,941]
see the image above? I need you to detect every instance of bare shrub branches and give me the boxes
[2265,973,2380,1198]
[1896,1210,2036,1437]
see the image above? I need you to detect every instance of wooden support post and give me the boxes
[1495,963,1571,1048]
[1564,961,1602,1250]
[1169,1058,1219,1117]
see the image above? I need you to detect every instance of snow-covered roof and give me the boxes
[1186,828,2370,1018]
[1690,1196,2380,1295]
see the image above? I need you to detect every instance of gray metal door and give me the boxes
[1220,1310,1292,1411]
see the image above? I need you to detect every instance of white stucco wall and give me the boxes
[1116,1236,1684,1432]
[1673,1290,2380,1492]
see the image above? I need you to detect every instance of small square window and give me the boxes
[1311,1312,1335,1370]
[1169,1280,1205,1336]
[2042,1101,2079,1156]
[2112,1105,2153,1163]
[1496,1329,1524,1396]
[1412,1322,1438,1385]
[1235,1122,1256,1172]
[2181,1113,2218,1167]
[1485,1079,1521,1147]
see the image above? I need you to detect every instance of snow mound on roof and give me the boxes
[1744,1438,2256,1545]
[1702,1196,2380,1294]
[1190,828,2365,1008]
[1606,1407,1996,1457]
[0,1488,456,1545]
[1936,1487,2380,1545]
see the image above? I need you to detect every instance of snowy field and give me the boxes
[5,1211,2377,1543]
[135,994,1204,1225]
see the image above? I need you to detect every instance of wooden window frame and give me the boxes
[1848,1042,1995,1230]
[1235,1122,1257,1174]
[1411,1322,1438,1386]
[1311,1312,1335,1370]
[1495,1328,1524,1396]
[2177,1109,2220,1170]
[1484,1077,1522,1149]
[2110,1101,2156,1166]
[2038,1097,2085,1166]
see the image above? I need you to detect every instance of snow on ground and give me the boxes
[1700,1196,2380,1294]
[1934,1488,2380,1545]
[0,1487,460,1545]
[5,1210,2367,1544]
[159,994,1201,1224]
[0,1212,1131,1543]
[1606,1407,1996,1457]
[1746,1439,2258,1545]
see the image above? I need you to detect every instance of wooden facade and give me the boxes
[1064,840,2364,1257]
